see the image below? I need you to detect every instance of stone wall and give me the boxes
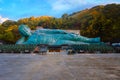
[65,30,80,34]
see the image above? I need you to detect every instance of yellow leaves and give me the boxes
[90,11,99,15]
[39,16,52,21]
[5,28,12,32]
[5,25,18,32]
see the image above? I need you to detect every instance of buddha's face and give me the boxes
[19,25,32,37]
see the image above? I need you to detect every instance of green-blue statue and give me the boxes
[16,24,101,45]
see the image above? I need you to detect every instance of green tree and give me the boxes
[2,20,17,27]
[3,31,15,43]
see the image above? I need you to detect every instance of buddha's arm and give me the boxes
[16,37,26,44]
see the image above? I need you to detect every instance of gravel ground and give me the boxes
[0,53,120,80]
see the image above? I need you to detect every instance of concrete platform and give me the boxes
[0,54,120,80]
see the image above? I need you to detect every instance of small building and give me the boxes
[33,44,73,55]
[61,44,70,54]
[33,44,48,54]
[47,45,73,55]
[48,45,61,54]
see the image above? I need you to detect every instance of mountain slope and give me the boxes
[69,4,120,42]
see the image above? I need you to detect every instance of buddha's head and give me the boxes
[18,24,32,37]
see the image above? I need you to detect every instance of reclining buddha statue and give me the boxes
[16,24,101,45]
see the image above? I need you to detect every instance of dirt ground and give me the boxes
[0,54,120,80]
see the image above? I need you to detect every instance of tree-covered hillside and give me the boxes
[70,4,120,42]
[0,4,120,43]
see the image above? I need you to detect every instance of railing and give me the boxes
[0,44,115,53]
[0,44,37,53]
[71,44,115,53]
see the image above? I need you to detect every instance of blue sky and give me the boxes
[0,0,120,23]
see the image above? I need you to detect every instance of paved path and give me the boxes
[0,54,120,80]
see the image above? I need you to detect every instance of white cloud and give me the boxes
[50,0,87,11]
[49,0,120,11]
[89,0,120,5]
[0,16,8,23]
